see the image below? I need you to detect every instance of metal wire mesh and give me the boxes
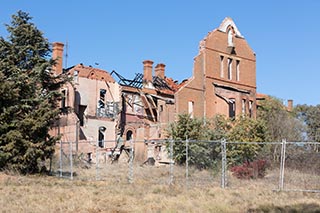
[52,140,320,193]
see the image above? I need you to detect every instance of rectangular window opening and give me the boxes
[78,105,87,126]
[249,101,253,118]
[228,58,233,80]
[229,99,235,119]
[220,55,224,78]
[98,89,106,109]
[236,60,240,81]
[188,101,194,118]
[160,105,163,112]
[242,99,246,115]
[73,70,79,82]
[61,89,66,108]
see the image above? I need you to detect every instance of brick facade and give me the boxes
[50,43,120,160]
[175,17,257,119]
[50,17,257,164]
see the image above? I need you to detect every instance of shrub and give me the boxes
[230,159,268,179]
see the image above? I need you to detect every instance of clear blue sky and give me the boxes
[1,0,319,106]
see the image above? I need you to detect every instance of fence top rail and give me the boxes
[225,141,320,145]
[58,140,320,145]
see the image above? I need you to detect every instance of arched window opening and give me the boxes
[126,130,133,141]
[98,126,106,148]
[228,28,234,47]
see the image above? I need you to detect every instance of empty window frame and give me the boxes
[228,58,233,80]
[229,99,236,119]
[249,100,253,118]
[61,89,67,108]
[220,55,224,78]
[126,130,133,141]
[98,89,106,109]
[73,70,79,82]
[242,99,246,115]
[78,105,87,126]
[98,126,106,148]
[188,101,194,118]
[228,29,234,47]
[236,60,240,81]
[160,105,163,112]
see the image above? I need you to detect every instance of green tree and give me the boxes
[0,11,65,174]
[295,104,320,152]
[227,116,267,165]
[295,104,320,142]
[257,96,304,142]
[167,114,269,167]
[257,96,305,162]
[167,114,225,169]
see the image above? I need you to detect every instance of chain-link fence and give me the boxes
[51,140,320,192]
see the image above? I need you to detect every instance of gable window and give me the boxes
[188,101,194,118]
[236,60,240,81]
[228,58,233,80]
[220,55,224,78]
[228,29,233,47]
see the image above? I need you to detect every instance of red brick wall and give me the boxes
[176,19,257,119]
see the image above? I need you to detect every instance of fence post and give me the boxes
[221,139,227,188]
[279,139,287,191]
[96,140,100,180]
[185,138,189,187]
[69,140,73,180]
[59,141,63,177]
[169,139,174,185]
[128,139,134,184]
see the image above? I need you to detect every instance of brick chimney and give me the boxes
[52,42,64,75]
[143,60,154,83]
[287,99,293,112]
[155,63,166,79]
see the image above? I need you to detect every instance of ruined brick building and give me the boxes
[111,60,184,162]
[51,17,258,163]
[50,42,120,159]
[176,17,256,119]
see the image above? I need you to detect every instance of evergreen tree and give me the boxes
[0,11,65,174]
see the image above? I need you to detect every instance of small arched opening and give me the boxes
[98,126,106,148]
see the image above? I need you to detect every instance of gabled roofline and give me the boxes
[217,17,244,38]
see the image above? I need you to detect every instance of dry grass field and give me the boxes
[1,165,320,213]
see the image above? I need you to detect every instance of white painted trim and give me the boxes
[218,17,244,38]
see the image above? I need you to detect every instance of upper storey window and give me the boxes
[228,58,232,80]
[220,55,224,78]
[188,101,194,119]
[73,70,79,82]
[228,29,234,47]
[236,60,240,81]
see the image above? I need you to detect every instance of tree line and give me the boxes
[167,97,320,169]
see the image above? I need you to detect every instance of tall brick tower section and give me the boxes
[175,17,257,119]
